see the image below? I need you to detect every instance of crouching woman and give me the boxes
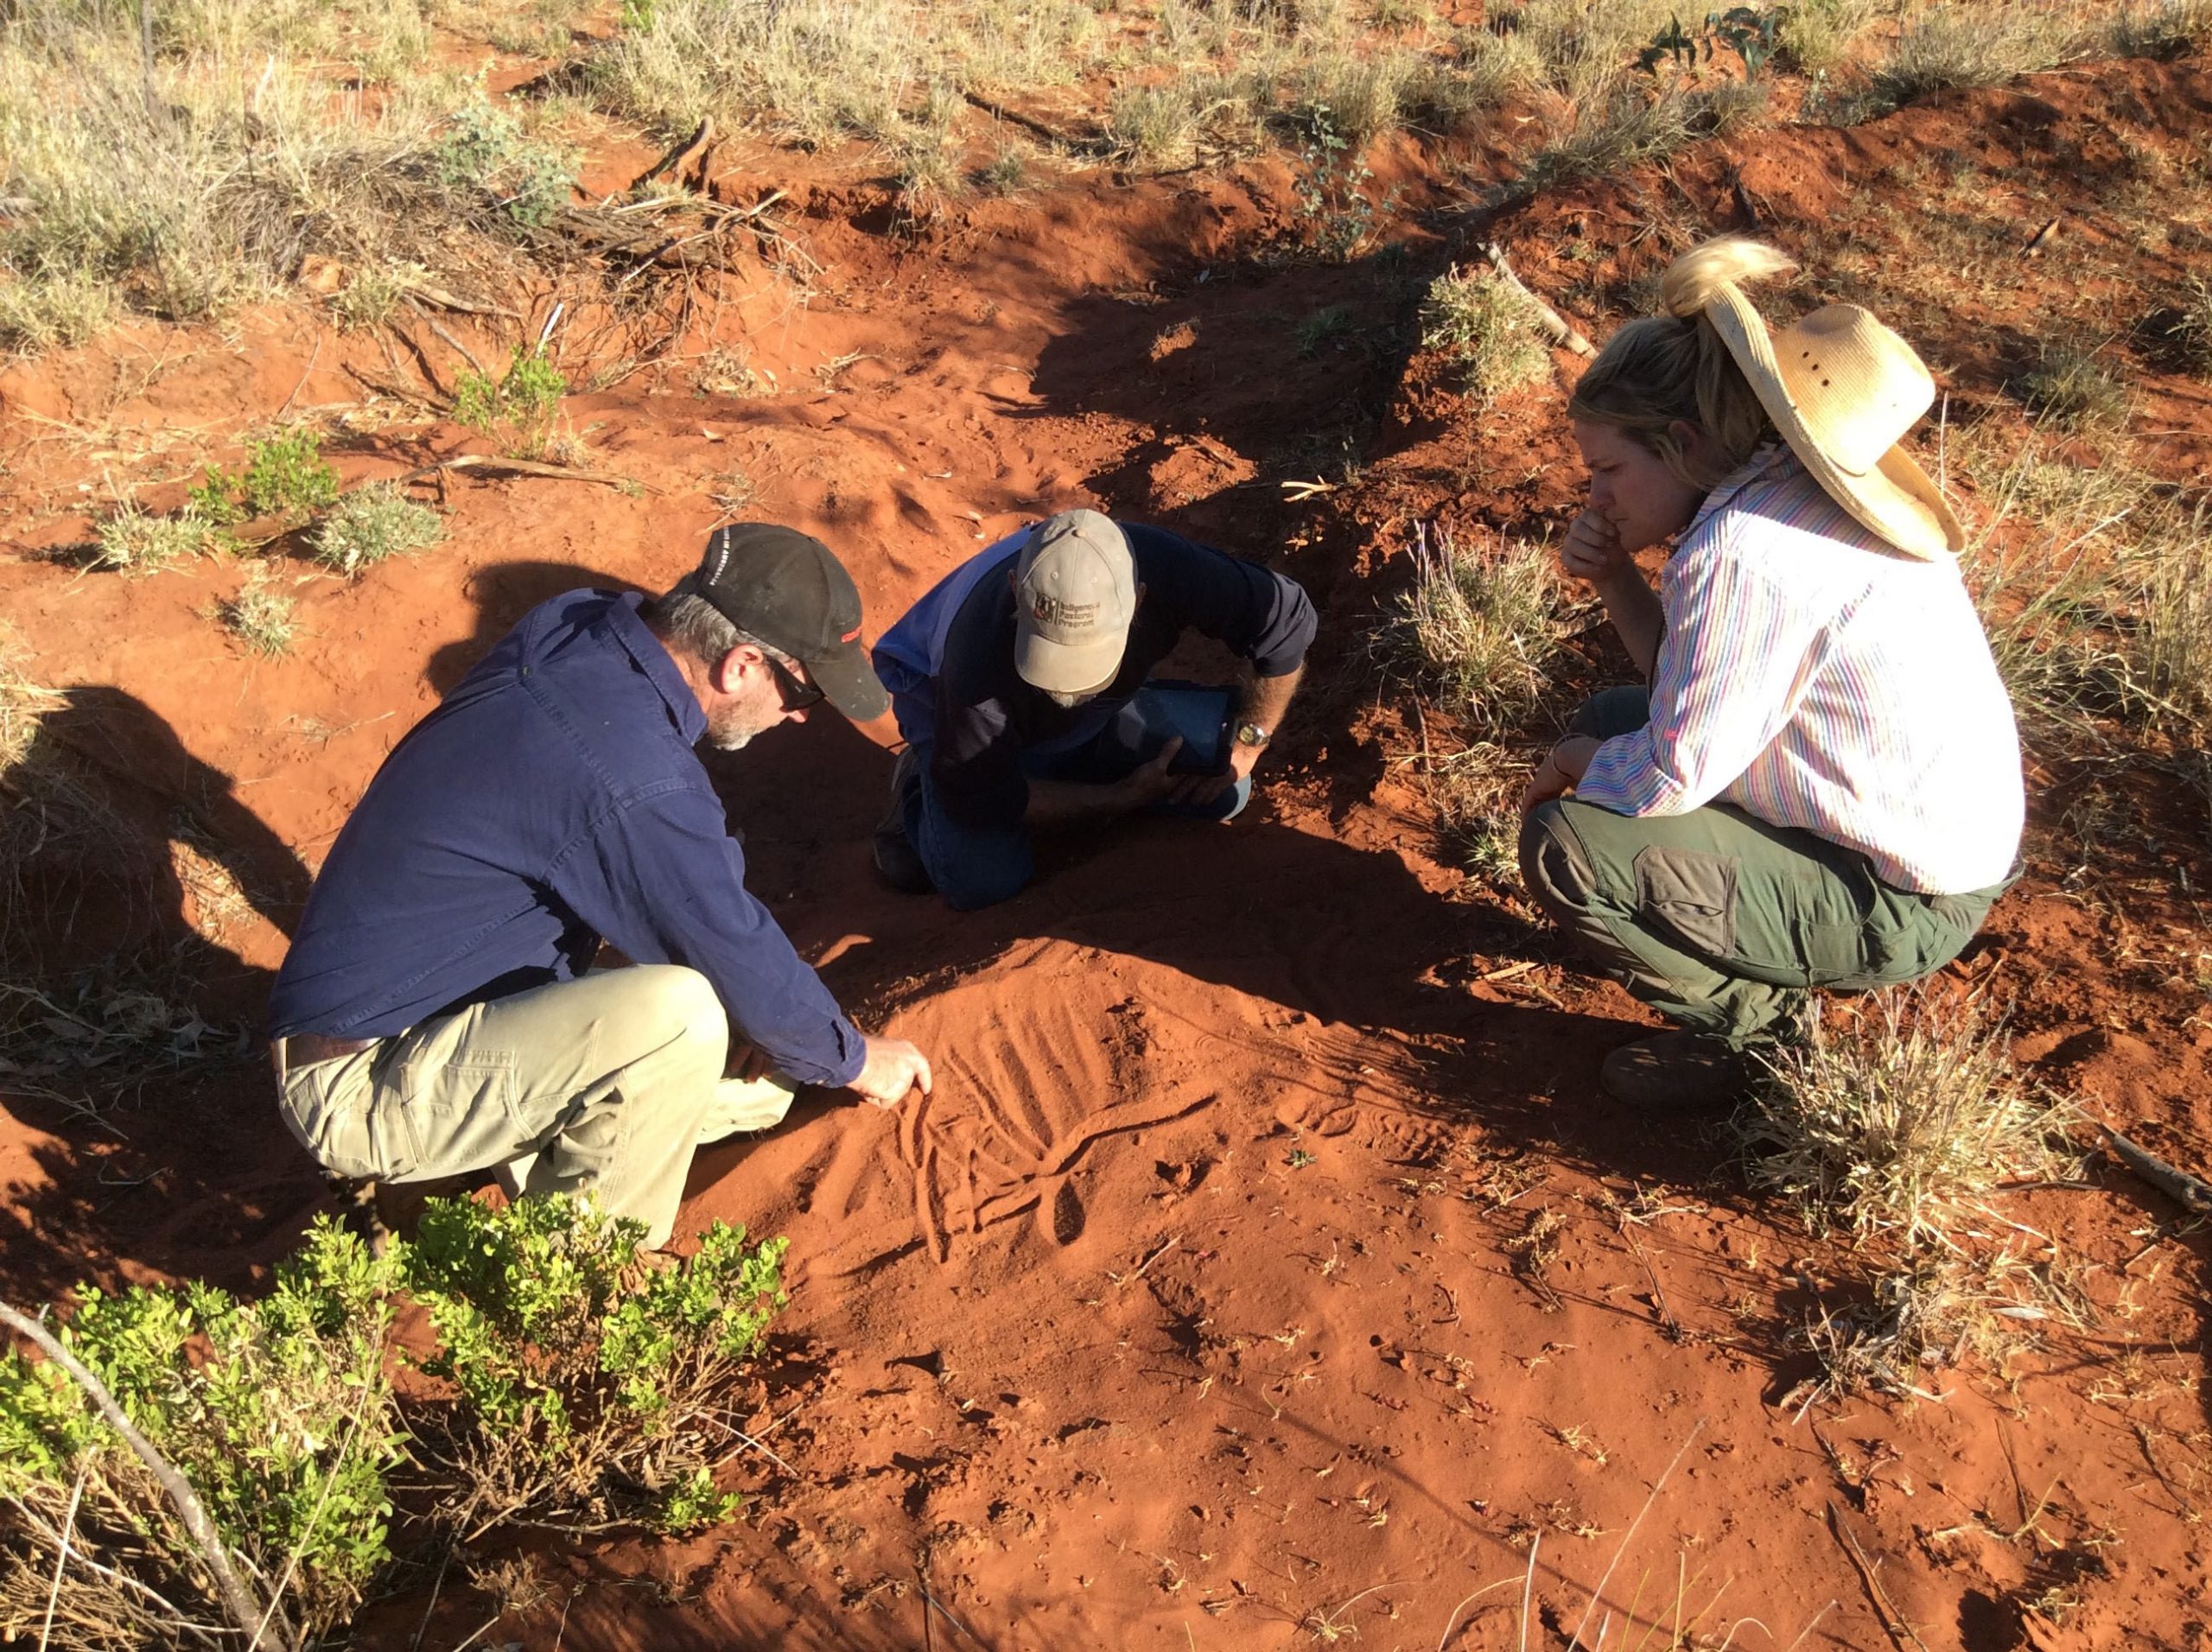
[1518,238,2023,1107]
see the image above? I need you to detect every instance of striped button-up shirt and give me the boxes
[1573,446,2023,895]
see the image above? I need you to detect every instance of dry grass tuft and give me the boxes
[2108,0,2212,58]
[1866,4,2088,110]
[216,566,298,658]
[1742,993,2077,1252]
[1394,526,1568,739]
[313,484,446,577]
[1420,265,1552,404]
[2016,344,2133,432]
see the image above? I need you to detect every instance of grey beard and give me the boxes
[1044,689,1090,708]
[710,728,756,752]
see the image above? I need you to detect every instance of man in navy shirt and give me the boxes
[268,524,932,1249]
[871,510,1316,909]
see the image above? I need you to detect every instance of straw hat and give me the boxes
[1699,287,1961,560]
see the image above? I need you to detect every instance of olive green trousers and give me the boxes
[1519,689,2009,1047]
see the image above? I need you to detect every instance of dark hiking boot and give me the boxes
[874,747,931,894]
[1599,1031,1753,1109]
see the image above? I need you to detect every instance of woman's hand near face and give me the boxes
[1559,508,1632,588]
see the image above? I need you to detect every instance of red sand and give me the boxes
[3,57,2209,1652]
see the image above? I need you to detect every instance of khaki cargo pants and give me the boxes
[275,966,796,1248]
[1519,688,2010,1049]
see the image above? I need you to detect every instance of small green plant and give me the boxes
[1420,266,1550,404]
[185,467,246,525]
[435,101,578,228]
[980,146,1028,194]
[1395,525,1567,738]
[454,343,569,458]
[217,566,297,657]
[2016,344,2131,432]
[331,262,419,331]
[1289,105,1382,264]
[312,484,444,577]
[244,428,342,518]
[1638,6,1789,77]
[0,1217,404,1649]
[403,1192,788,1534]
[90,504,212,576]
[1294,304,1354,358]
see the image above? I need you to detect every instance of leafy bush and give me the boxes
[454,343,568,458]
[434,101,578,228]
[244,428,342,518]
[0,1218,404,1649]
[312,483,444,576]
[1420,265,1550,404]
[403,1193,787,1534]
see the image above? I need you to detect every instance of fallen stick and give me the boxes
[2022,215,2061,258]
[0,1301,286,1649]
[403,280,518,320]
[2104,1127,2212,1217]
[1481,243,1595,357]
[418,313,486,380]
[1826,1502,1931,1652]
[390,454,657,494]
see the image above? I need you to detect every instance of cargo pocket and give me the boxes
[1634,845,1739,960]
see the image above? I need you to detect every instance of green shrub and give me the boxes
[403,1192,788,1534]
[1420,265,1550,404]
[433,101,577,228]
[0,1217,404,1649]
[454,342,568,457]
[185,466,246,525]
[244,428,342,518]
[312,483,444,576]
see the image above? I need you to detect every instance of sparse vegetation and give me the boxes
[1420,266,1550,404]
[2110,0,2212,58]
[2016,344,2132,432]
[454,343,569,458]
[1866,4,2087,112]
[90,504,215,576]
[312,484,445,577]
[1395,528,1567,738]
[218,567,298,657]
[1741,994,2076,1251]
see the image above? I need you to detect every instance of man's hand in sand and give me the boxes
[850,1036,933,1109]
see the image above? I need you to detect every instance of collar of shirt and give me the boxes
[1681,442,1796,540]
[600,591,708,747]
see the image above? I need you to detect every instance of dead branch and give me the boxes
[2105,1127,2212,1217]
[389,454,658,494]
[1481,242,1595,357]
[961,90,1077,149]
[402,280,519,321]
[0,1301,288,1649]
[1826,1502,1932,1652]
[2023,215,2061,258]
[417,312,486,380]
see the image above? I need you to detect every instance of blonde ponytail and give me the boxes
[1570,237,1795,488]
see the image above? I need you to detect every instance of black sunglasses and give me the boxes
[762,650,824,711]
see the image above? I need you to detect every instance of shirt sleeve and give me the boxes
[1125,525,1317,676]
[552,782,868,1089]
[1573,524,1830,817]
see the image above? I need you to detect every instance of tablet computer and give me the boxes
[1115,682,1231,774]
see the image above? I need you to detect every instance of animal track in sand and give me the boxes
[892,975,1217,1261]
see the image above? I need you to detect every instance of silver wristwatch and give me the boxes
[1234,721,1271,748]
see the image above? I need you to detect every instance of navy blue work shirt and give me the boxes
[266,589,868,1090]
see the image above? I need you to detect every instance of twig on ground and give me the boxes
[1826,1502,1932,1652]
[2104,1127,2212,1216]
[1481,243,1594,357]
[419,314,486,381]
[2023,216,2061,258]
[0,1301,285,1649]
[389,454,655,494]
[276,335,321,420]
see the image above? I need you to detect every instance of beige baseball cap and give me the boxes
[1013,510,1137,694]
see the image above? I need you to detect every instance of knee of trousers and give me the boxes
[626,964,732,1076]
[1520,801,1602,924]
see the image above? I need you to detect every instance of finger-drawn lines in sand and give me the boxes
[893,989,1216,1262]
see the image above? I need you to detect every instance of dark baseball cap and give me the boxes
[689,523,888,722]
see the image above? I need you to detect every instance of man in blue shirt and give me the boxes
[267,524,932,1249]
[871,509,1317,909]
